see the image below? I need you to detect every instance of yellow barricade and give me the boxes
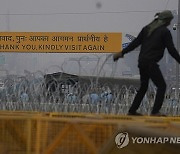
[0,111,180,154]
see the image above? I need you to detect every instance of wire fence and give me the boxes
[0,76,179,116]
[0,54,179,116]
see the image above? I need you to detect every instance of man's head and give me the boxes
[147,10,174,36]
[155,10,174,26]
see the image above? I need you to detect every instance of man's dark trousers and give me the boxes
[129,62,166,114]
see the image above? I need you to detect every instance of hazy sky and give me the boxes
[0,0,178,76]
[0,0,178,32]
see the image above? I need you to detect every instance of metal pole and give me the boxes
[176,0,180,99]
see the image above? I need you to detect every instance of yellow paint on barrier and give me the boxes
[0,32,122,53]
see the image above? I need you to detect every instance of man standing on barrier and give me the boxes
[114,10,180,116]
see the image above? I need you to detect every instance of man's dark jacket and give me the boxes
[122,25,180,66]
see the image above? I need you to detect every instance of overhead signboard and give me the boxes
[0,32,122,53]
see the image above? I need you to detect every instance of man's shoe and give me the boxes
[128,112,142,116]
[151,112,166,117]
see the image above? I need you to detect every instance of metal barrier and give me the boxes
[0,111,180,154]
